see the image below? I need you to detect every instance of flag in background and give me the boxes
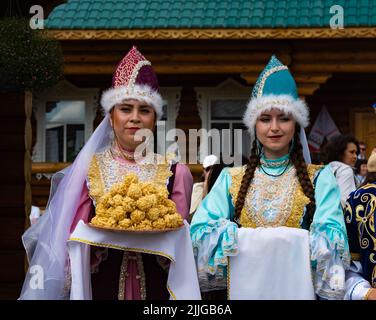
[308,106,340,152]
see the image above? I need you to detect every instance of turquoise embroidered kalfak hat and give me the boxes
[243,55,309,140]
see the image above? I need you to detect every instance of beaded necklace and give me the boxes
[111,140,136,161]
[260,159,291,177]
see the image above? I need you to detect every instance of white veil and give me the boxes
[300,126,312,164]
[19,115,112,299]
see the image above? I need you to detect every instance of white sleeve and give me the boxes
[344,261,372,300]
[336,166,356,208]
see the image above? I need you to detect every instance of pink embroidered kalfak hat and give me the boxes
[100,46,164,119]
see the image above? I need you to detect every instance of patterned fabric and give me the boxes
[112,46,159,92]
[251,55,290,98]
[87,148,173,205]
[190,155,350,299]
[100,46,163,117]
[84,149,195,299]
[243,55,309,142]
[344,183,376,288]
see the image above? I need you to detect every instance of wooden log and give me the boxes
[31,178,52,186]
[241,73,332,85]
[0,154,25,184]
[0,250,25,283]
[64,51,291,63]
[65,60,376,75]
[0,217,24,250]
[0,93,26,117]
[61,40,292,52]
[0,186,25,207]
[293,51,376,61]
[0,207,25,218]
[294,74,332,84]
[0,283,23,300]
[0,134,25,151]
[292,63,376,73]
[64,63,266,75]
[32,162,71,174]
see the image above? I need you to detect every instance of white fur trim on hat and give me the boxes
[100,84,164,120]
[243,94,309,140]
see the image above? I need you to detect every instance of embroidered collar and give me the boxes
[260,154,290,168]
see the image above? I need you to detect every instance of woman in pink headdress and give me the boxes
[19,47,201,300]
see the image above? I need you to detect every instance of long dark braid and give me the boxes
[234,139,260,223]
[290,127,316,225]
[234,128,316,225]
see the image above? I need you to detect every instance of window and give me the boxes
[195,79,251,163]
[33,81,180,162]
[45,101,86,162]
[33,80,98,162]
[210,99,249,157]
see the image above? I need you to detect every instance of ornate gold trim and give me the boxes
[68,237,175,261]
[256,66,288,97]
[87,155,105,204]
[118,252,146,300]
[167,284,176,300]
[228,164,323,228]
[69,236,177,299]
[47,28,376,40]
[364,288,373,300]
[351,252,361,261]
[118,252,128,300]
[87,151,173,205]
[135,253,147,300]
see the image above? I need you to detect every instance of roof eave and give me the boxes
[46,27,376,40]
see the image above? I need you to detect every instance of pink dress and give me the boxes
[70,154,193,300]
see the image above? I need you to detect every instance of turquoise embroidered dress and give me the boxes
[190,154,350,299]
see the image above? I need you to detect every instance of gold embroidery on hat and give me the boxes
[128,60,152,91]
[257,65,288,98]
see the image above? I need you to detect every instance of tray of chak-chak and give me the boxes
[88,223,183,234]
[88,173,184,234]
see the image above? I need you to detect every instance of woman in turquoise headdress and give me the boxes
[190,56,350,300]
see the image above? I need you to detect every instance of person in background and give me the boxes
[354,159,368,188]
[189,155,225,222]
[344,151,376,300]
[323,134,359,208]
[357,142,367,160]
[189,154,228,300]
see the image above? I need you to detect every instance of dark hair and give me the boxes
[234,126,316,225]
[362,172,376,186]
[355,159,368,174]
[323,134,359,163]
[207,163,226,193]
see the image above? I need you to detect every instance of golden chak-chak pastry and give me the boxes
[90,173,183,231]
